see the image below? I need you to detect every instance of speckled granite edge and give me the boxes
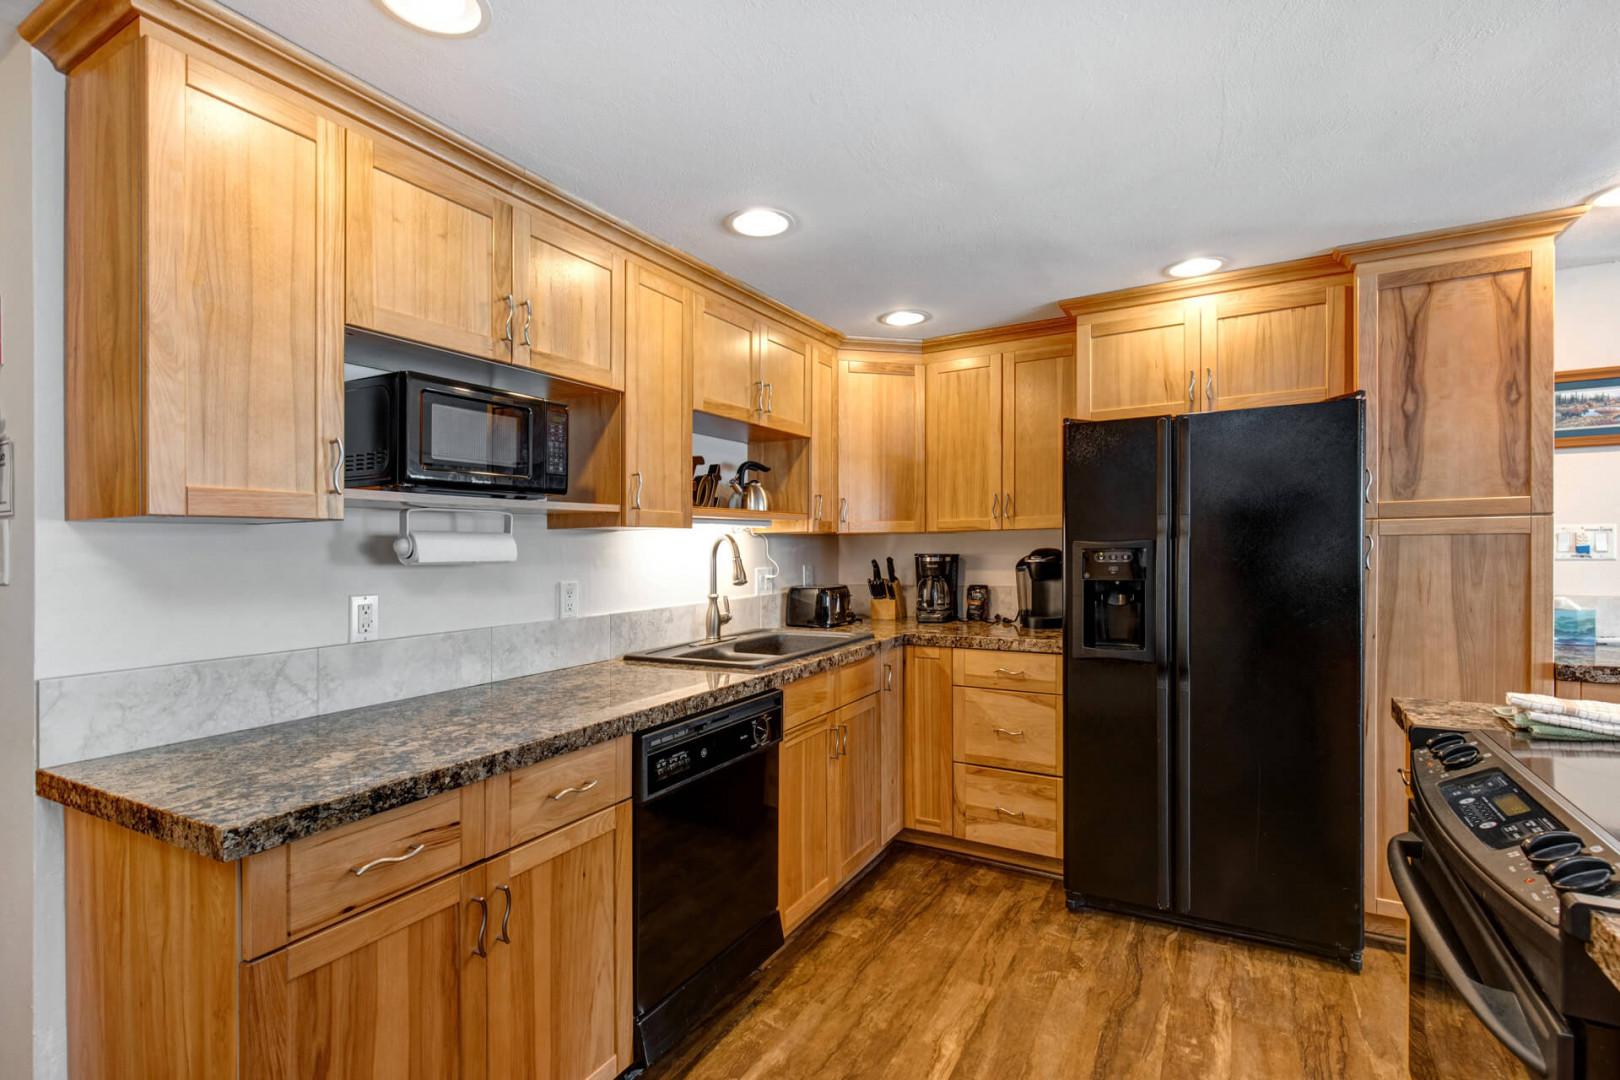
[1391,698,1511,734]
[1555,661,1620,684]
[881,622,1063,653]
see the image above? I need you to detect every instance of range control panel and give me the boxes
[1438,769,1561,849]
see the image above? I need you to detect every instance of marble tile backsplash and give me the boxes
[37,592,784,768]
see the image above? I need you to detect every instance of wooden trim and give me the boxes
[503,802,620,877]
[240,844,289,960]
[1058,254,1348,317]
[895,830,1062,878]
[1376,250,1532,290]
[21,0,843,346]
[1555,365,1620,448]
[284,874,462,979]
[919,314,1073,353]
[843,358,922,375]
[1335,205,1587,264]
[839,335,924,355]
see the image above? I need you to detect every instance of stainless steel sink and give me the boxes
[624,628,872,669]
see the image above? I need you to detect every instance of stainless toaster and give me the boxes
[786,585,856,628]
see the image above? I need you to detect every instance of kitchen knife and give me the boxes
[885,557,898,598]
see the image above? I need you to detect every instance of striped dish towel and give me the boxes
[1505,693,1620,738]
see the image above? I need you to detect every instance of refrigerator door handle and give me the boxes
[1171,414,1192,914]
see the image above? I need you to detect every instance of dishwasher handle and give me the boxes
[1386,832,1548,1076]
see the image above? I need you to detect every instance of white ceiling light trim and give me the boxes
[725,208,795,238]
[1165,256,1225,278]
[376,0,491,37]
[877,309,930,328]
[1594,185,1620,208]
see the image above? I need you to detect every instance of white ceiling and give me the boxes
[10,1,1620,335]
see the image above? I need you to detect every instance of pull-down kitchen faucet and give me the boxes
[705,534,749,642]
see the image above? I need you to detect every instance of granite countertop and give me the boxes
[37,619,1060,861]
[1391,698,1512,734]
[1555,643,1620,685]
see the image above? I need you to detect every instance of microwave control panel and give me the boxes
[542,403,569,488]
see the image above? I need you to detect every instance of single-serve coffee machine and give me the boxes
[914,553,960,623]
[1015,548,1064,629]
[1073,542,1153,660]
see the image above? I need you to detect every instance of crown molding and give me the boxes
[1333,205,1589,265]
[838,336,924,356]
[1058,254,1349,318]
[919,315,1073,354]
[20,0,845,346]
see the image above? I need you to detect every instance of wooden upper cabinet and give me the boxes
[65,32,344,521]
[809,343,840,533]
[346,129,516,363]
[514,208,626,390]
[1000,342,1071,530]
[693,293,762,421]
[486,804,633,1080]
[1202,279,1351,412]
[241,870,487,1080]
[926,354,1003,531]
[758,324,812,435]
[1075,300,1200,419]
[1357,239,1554,518]
[624,261,694,528]
[839,357,925,532]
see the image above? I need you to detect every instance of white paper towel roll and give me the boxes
[394,530,518,565]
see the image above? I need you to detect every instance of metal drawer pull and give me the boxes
[549,777,601,801]
[471,895,489,958]
[992,668,1026,678]
[350,843,425,877]
[994,806,1026,820]
[992,727,1026,738]
[494,884,513,945]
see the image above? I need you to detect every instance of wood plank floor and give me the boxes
[648,846,1406,1079]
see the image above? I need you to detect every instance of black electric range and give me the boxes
[1397,724,1620,1078]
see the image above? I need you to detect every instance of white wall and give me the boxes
[1553,260,1620,602]
[838,529,1061,617]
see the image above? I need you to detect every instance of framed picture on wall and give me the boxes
[1555,366,1620,448]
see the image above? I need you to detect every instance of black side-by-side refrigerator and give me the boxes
[1062,395,1365,967]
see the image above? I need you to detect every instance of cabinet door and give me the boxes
[1075,300,1200,419]
[809,343,840,533]
[1358,240,1553,519]
[514,208,625,390]
[778,716,835,933]
[832,695,883,883]
[903,647,954,834]
[839,358,925,532]
[693,293,761,422]
[624,261,693,528]
[1001,342,1071,530]
[241,870,487,1080]
[1366,516,1552,918]
[486,803,633,1080]
[758,324,812,435]
[925,354,1003,531]
[879,644,905,843]
[1201,280,1350,412]
[144,51,345,520]
[346,130,515,363]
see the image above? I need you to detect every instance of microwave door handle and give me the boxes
[1386,833,1549,1075]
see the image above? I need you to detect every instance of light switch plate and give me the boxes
[0,436,13,518]
[1556,523,1618,561]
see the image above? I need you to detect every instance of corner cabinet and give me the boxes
[65,28,345,520]
[838,354,926,533]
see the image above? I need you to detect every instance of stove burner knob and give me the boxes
[1546,854,1615,894]
[1436,743,1481,770]
[1520,830,1585,866]
[1425,732,1467,753]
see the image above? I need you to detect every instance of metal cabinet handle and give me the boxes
[991,727,1026,739]
[753,381,764,413]
[884,663,894,691]
[992,668,1026,678]
[631,472,643,511]
[549,777,600,801]
[1186,370,1196,409]
[1364,467,1373,505]
[520,299,533,348]
[1397,767,1411,789]
[350,842,425,877]
[1205,367,1215,408]
[329,438,345,495]
[1365,534,1375,571]
[471,895,489,958]
[840,725,849,755]
[994,806,1026,820]
[991,492,1001,521]
[812,493,823,524]
[1003,492,1013,521]
[494,884,513,945]
[502,294,515,346]
[829,730,840,760]
[839,497,848,527]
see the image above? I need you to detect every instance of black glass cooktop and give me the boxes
[1498,733,1620,844]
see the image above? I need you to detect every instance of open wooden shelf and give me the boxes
[692,506,808,527]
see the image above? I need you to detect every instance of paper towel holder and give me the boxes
[392,507,515,564]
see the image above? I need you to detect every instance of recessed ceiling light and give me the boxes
[877,310,930,328]
[1166,256,1224,278]
[725,208,795,238]
[1594,185,1620,208]
[376,0,491,37]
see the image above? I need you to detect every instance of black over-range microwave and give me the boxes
[344,372,568,497]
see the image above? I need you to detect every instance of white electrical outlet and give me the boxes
[349,595,379,643]
[754,568,771,596]
[560,581,581,619]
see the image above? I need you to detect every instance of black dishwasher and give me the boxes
[633,690,784,1066]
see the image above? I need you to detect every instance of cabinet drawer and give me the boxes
[952,687,1061,775]
[952,650,1061,693]
[836,656,878,705]
[508,737,631,848]
[285,787,476,938]
[784,670,836,732]
[952,765,1062,858]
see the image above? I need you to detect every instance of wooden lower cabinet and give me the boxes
[879,643,906,843]
[778,716,836,932]
[903,647,955,834]
[952,765,1063,859]
[832,696,883,882]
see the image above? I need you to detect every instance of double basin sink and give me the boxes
[624,628,873,670]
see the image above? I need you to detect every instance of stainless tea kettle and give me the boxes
[728,461,771,512]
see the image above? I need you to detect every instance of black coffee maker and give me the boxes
[914,553,960,623]
[1015,548,1064,629]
